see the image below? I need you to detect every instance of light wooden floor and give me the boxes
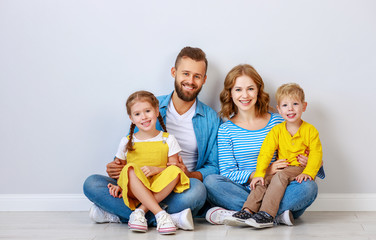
[1,211,376,240]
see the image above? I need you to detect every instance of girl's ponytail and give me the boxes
[157,113,167,132]
[126,123,136,152]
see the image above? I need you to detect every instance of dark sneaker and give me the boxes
[245,211,274,228]
[224,209,253,226]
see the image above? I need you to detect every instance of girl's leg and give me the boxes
[128,168,179,215]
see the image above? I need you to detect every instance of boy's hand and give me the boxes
[295,173,312,183]
[250,177,264,190]
[107,183,122,198]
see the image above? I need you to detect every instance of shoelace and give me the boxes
[157,213,172,230]
[133,211,146,223]
[217,209,234,217]
[233,210,253,220]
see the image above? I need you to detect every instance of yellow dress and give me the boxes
[117,132,190,210]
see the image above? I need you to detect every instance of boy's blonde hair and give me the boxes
[276,83,305,105]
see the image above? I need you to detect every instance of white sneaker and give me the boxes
[275,210,294,226]
[170,208,194,230]
[89,204,121,223]
[156,212,176,235]
[128,210,148,232]
[205,207,237,225]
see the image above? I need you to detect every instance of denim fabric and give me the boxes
[83,174,207,226]
[204,174,318,219]
[157,92,221,179]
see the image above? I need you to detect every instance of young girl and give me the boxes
[107,90,190,235]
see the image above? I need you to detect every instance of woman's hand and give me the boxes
[295,173,312,183]
[250,177,264,190]
[141,166,163,177]
[266,159,289,176]
[107,183,122,198]
[106,158,127,179]
[297,150,310,167]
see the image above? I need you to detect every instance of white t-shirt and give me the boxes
[115,131,181,160]
[165,100,198,172]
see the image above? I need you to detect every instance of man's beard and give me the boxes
[174,79,203,102]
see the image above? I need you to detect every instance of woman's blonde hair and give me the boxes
[219,64,270,119]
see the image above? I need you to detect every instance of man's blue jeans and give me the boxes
[83,174,206,226]
[203,174,318,219]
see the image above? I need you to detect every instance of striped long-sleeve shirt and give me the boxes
[218,113,325,188]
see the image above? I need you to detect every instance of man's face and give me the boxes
[171,57,207,102]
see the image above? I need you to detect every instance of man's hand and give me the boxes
[167,156,203,181]
[106,158,126,179]
[167,155,189,176]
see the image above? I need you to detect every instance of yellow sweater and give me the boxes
[254,121,322,179]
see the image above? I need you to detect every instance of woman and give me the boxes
[204,64,324,225]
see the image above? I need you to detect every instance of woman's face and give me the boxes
[231,75,258,113]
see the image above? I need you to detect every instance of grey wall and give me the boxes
[1,0,375,194]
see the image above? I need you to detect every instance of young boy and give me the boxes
[226,83,322,228]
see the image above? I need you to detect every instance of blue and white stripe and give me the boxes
[218,113,284,185]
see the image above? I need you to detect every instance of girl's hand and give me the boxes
[295,173,312,183]
[250,177,264,190]
[107,183,122,198]
[141,166,162,177]
[266,159,289,176]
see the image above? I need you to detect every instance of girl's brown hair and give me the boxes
[125,90,167,152]
[219,64,270,119]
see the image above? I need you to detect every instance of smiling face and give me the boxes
[171,57,207,102]
[230,75,259,113]
[277,96,307,124]
[129,100,159,134]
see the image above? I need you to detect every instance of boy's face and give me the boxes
[277,96,307,124]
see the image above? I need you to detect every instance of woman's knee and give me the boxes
[203,174,226,188]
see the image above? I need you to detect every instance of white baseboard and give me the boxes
[0,193,375,211]
[308,193,376,211]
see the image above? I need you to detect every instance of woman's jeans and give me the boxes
[83,174,207,226]
[203,174,318,219]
